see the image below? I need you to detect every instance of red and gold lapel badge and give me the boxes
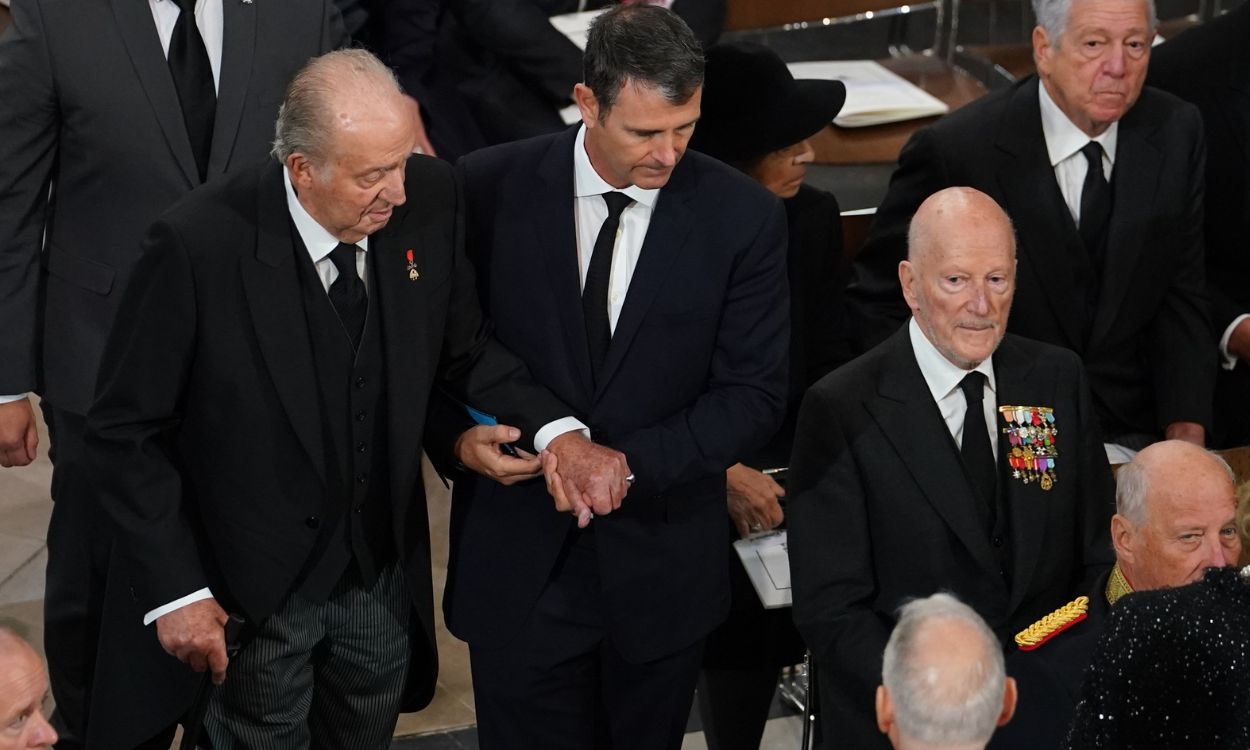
[405,249,420,281]
[1000,405,1058,491]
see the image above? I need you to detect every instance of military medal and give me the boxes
[999,405,1059,491]
[405,249,419,281]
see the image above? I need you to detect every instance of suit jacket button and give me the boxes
[992,536,1004,547]
[305,516,320,529]
[356,441,367,453]
[355,377,367,389]
[356,410,367,422]
[354,504,364,513]
[356,473,368,484]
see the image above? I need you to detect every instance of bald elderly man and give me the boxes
[0,627,58,749]
[789,187,1115,749]
[994,440,1240,749]
[877,594,1018,750]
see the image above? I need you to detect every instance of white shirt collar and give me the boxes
[908,318,997,404]
[573,125,660,208]
[283,167,369,262]
[1038,81,1118,168]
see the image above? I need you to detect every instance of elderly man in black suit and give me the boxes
[0,2,344,746]
[789,187,1115,750]
[847,0,1212,459]
[84,49,627,748]
[1147,3,1250,449]
[432,6,788,749]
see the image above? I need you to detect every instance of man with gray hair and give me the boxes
[993,439,1239,749]
[846,0,1212,461]
[877,594,1018,750]
[0,626,59,749]
[84,48,626,746]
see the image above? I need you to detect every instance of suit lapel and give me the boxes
[992,337,1048,611]
[1089,113,1162,347]
[996,78,1088,350]
[372,211,431,506]
[534,130,597,401]
[110,0,200,187]
[866,330,999,573]
[208,0,257,176]
[594,160,695,398]
[240,164,326,484]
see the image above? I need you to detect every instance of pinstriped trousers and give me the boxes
[205,563,411,749]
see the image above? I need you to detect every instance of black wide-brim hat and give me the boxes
[691,42,847,165]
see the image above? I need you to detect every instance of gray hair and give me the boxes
[1116,450,1235,526]
[272,49,404,166]
[583,4,704,115]
[1031,0,1157,44]
[882,593,1006,746]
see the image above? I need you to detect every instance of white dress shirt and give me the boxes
[0,0,224,407]
[1038,81,1116,227]
[909,319,999,460]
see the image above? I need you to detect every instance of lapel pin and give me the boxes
[405,249,420,281]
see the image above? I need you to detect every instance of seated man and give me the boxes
[877,594,1018,750]
[789,187,1114,750]
[846,0,1212,458]
[995,440,1241,749]
[0,626,59,749]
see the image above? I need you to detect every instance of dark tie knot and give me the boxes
[602,191,634,220]
[1081,141,1104,173]
[170,0,194,12]
[329,243,361,280]
[959,371,987,404]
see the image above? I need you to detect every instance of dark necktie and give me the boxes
[168,0,216,182]
[1078,141,1111,261]
[958,371,997,521]
[328,243,367,350]
[583,191,633,383]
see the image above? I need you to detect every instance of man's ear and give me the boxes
[998,676,1018,726]
[1111,514,1136,567]
[573,83,601,127]
[876,685,894,736]
[899,260,919,314]
[287,153,315,192]
[1032,25,1053,77]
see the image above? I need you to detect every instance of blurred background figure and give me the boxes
[688,40,852,750]
[0,626,58,750]
[877,593,1017,750]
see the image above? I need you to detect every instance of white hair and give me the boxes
[882,593,1006,746]
[1116,450,1234,526]
[1031,0,1157,45]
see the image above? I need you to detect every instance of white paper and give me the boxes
[733,529,793,609]
[549,9,608,51]
[787,60,950,128]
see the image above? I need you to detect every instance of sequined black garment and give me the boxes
[1066,566,1250,749]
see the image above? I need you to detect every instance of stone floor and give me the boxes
[0,401,805,749]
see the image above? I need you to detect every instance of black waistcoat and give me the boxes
[291,236,395,601]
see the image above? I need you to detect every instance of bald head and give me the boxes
[900,188,1018,370]
[1113,441,1240,590]
[878,594,1015,750]
[272,48,411,168]
[0,627,57,748]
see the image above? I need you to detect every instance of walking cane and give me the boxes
[180,614,246,750]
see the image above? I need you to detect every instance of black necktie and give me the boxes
[327,243,367,350]
[583,191,633,383]
[958,371,997,520]
[168,0,216,182]
[1078,141,1111,262]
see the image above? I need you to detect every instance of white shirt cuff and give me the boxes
[0,393,28,404]
[533,417,590,452]
[1219,314,1250,371]
[144,588,214,626]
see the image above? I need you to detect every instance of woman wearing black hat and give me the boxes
[689,41,854,750]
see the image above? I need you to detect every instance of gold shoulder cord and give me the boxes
[1014,596,1090,651]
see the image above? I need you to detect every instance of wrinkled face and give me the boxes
[289,96,417,243]
[748,139,816,199]
[0,645,57,750]
[1121,474,1240,590]
[901,215,1016,369]
[577,80,701,190]
[1033,0,1152,136]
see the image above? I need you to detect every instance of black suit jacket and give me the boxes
[384,0,724,161]
[441,127,789,663]
[788,328,1115,750]
[846,76,1213,442]
[0,0,344,413]
[83,158,570,747]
